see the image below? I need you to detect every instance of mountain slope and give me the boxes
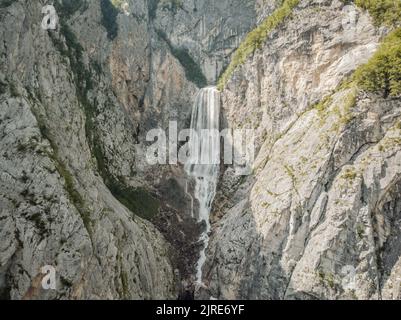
[204,0,401,300]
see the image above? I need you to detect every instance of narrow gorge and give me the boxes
[0,0,400,301]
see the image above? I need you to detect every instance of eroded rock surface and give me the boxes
[1,0,400,300]
[203,0,401,300]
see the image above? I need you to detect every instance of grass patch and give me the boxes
[284,164,296,181]
[337,88,358,125]
[315,95,333,114]
[317,269,337,289]
[217,0,299,90]
[342,168,357,180]
[313,26,400,127]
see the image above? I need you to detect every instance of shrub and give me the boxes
[354,28,401,97]
[354,0,401,27]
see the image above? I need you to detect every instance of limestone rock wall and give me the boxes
[204,0,401,300]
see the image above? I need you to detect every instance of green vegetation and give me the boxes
[217,0,400,95]
[333,88,358,125]
[354,0,401,27]
[100,0,120,40]
[342,168,357,180]
[317,269,336,289]
[157,29,207,88]
[314,29,400,122]
[217,0,299,90]
[354,28,401,97]
[315,95,333,115]
[356,224,365,238]
[284,164,296,181]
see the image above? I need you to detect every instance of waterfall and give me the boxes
[185,86,221,285]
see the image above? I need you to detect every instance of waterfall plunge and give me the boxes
[185,87,221,286]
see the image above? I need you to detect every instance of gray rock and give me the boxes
[203,0,401,300]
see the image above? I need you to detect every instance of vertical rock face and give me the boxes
[0,0,259,300]
[0,0,181,299]
[204,0,401,300]
[152,0,258,84]
[1,0,400,300]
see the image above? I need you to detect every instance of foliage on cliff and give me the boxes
[354,0,401,27]
[354,28,401,97]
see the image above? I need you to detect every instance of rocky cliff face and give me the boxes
[0,0,400,300]
[203,0,401,300]
[0,0,179,299]
[0,0,258,299]
[151,0,257,84]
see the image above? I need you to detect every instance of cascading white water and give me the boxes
[185,86,220,286]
